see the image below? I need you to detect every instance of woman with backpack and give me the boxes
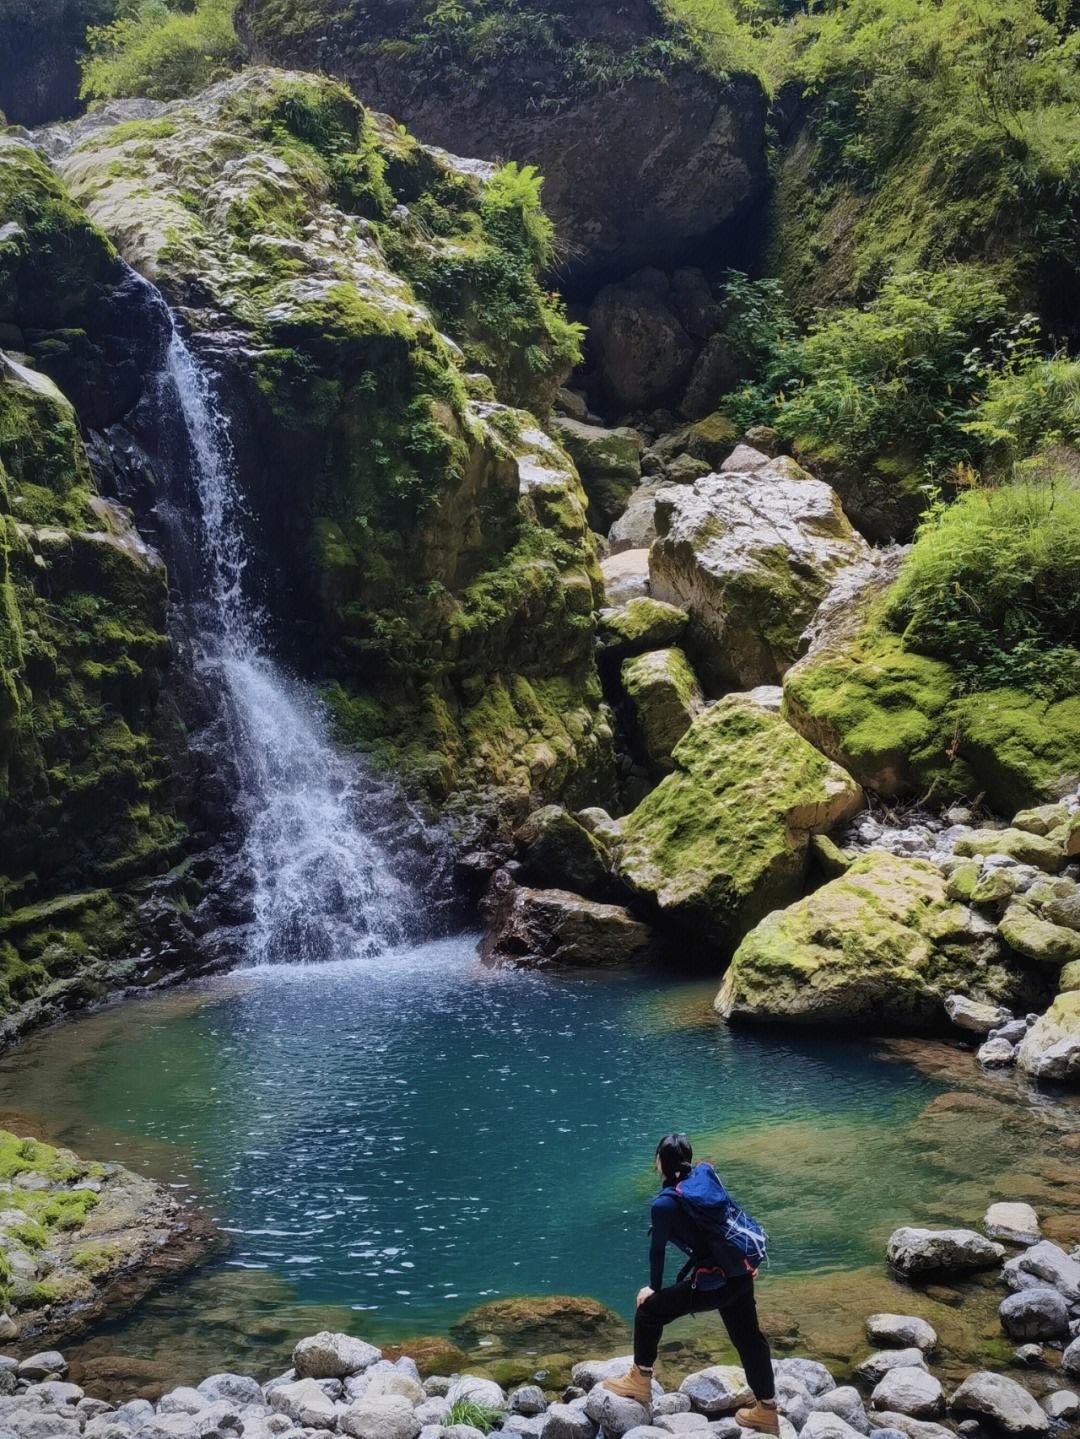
[604,1133,779,1435]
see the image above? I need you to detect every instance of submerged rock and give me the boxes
[649,454,871,692]
[983,1203,1040,1247]
[617,695,862,948]
[718,854,1017,1029]
[999,1287,1069,1342]
[865,1316,937,1354]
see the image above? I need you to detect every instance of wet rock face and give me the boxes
[649,452,871,693]
[235,1,768,289]
[479,873,664,970]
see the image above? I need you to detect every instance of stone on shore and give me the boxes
[855,1353,929,1385]
[446,1377,507,1411]
[542,1403,597,1439]
[480,883,663,968]
[585,1382,652,1436]
[678,1366,754,1415]
[513,806,611,899]
[866,1316,938,1354]
[949,1373,1049,1436]
[1016,994,1080,1082]
[649,455,871,691]
[944,996,1012,1035]
[617,695,862,947]
[886,1228,1004,1278]
[998,1287,1070,1342]
[999,902,1080,967]
[772,1359,837,1397]
[983,1203,1040,1247]
[718,853,1015,1029]
[294,1333,383,1380]
[870,1369,943,1419]
[803,1413,864,1439]
[813,1388,870,1435]
[1001,1240,1080,1304]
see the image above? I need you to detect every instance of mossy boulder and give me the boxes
[650,453,871,692]
[614,694,864,948]
[597,597,688,659]
[549,416,642,530]
[621,647,703,774]
[451,1294,626,1352]
[513,805,611,899]
[717,851,1024,1030]
[1000,903,1080,968]
[783,555,1080,814]
[953,828,1067,874]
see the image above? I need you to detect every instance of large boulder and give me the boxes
[621,648,704,773]
[949,1373,1049,1437]
[513,806,611,898]
[1016,993,1080,1082]
[294,1333,382,1379]
[870,1370,942,1420]
[678,1367,754,1415]
[999,1287,1070,1342]
[598,598,688,659]
[616,695,863,947]
[609,482,664,555]
[885,1228,1005,1279]
[717,853,1019,1029]
[783,556,1080,814]
[480,880,663,969]
[588,274,697,411]
[550,417,642,531]
[649,453,871,692]
[866,1316,937,1354]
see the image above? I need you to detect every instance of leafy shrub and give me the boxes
[967,351,1080,474]
[886,481,1080,698]
[481,162,556,270]
[80,0,241,102]
[442,1400,505,1434]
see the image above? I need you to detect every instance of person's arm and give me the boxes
[648,1194,675,1292]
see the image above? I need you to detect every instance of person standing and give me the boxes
[604,1133,778,1435]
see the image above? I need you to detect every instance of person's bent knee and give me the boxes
[637,1291,665,1321]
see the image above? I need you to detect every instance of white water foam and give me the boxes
[165,330,410,963]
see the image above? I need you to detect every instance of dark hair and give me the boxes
[656,1133,693,1185]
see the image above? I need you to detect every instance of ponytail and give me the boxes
[656,1132,693,1186]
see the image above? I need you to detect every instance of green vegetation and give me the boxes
[80,0,241,101]
[887,482,1080,701]
[442,1401,505,1434]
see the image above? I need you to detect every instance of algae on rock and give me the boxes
[614,693,863,949]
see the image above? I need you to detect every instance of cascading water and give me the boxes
[162,325,412,964]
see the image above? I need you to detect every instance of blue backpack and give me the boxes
[665,1163,769,1289]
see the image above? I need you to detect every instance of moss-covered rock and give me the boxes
[597,596,688,659]
[614,693,863,949]
[0,352,187,1015]
[953,828,1066,874]
[650,453,871,692]
[999,903,1080,968]
[548,416,642,531]
[620,646,703,774]
[717,851,1025,1030]
[513,804,610,899]
[782,554,1080,814]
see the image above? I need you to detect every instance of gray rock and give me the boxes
[83,1422,130,1439]
[622,1430,671,1439]
[886,1228,1005,1278]
[364,1371,424,1406]
[508,1387,548,1418]
[423,1379,452,1398]
[813,1388,870,1434]
[197,1377,264,1407]
[572,1361,645,1391]
[1013,1345,1043,1366]
[446,1377,507,1412]
[774,1375,813,1431]
[802,1413,864,1439]
[293,1334,382,1381]
[945,995,1012,1034]
[584,1384,651,1437]
[339,1396,423,1439]
[950,1373,1049,1435]
[541,1402,597,1439]
[772,1360,836,1398]
[1041,1391,1079,1420]
[977,1037,1017,1068]
[856,1354,929,1385]
[990,1021,1029,1045]
[870,1370,943,1419]
[1007,1241,1080,1304]
[984,1202,1040,1247]
[159,1390,207,1417]
[866,1415,954,1439]
[1000,1287,1069,1341]
[26,1380,82,1406]
[1061,1336,1080,1378]
[705,1423,741,1439]
[443,1426,487,1439]
[268,1380,338,1430]
[678,1368,754,1416]
[654,1417,708,1434]
[15,1354,66,1382]
[415,1400,451,1426]
[652,1397,692,1418]
[866,1316,938,1354]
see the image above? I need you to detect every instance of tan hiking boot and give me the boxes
[603,1364,653,1406]
[737,1401,780,1436]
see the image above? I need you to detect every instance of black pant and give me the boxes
[634,1274,775,1400]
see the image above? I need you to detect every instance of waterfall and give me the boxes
[162,326,412,964]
